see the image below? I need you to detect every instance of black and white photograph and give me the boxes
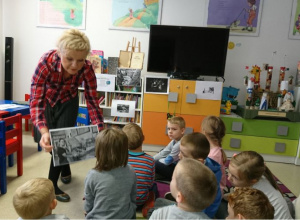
[145,76,169,94]
[111,100,136,118]
[195,81,223,101]
[49,125,98,167]
[116,68,141,86]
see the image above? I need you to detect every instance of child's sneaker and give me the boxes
[164,192,176,201]
[142,191,155,218]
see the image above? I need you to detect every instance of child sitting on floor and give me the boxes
[150,158,217,219]
[84,128,136,219]
[227,187,274,219]
[13,178,69,219]
[154,116,185,181]
[149,132,222,218]
[228,150,293,219]
[201,115,227,195]
[122,123,156,217]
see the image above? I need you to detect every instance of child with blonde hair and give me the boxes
[122,123,156,216]
[150,158,217,219]
[13,178,69,219]
[154,116,185,181]
[227,187,274,219]
[228,150,292,219]
[84,128,136,219]
[201,115,227,195]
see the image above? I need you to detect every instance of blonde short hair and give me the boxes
[56,28,90,55]
[228,187,274,219]
[13,178,55,219]
[122,123,144,150]
[95,128,128,171]
[167,116,185,129]
[175,158,217,211]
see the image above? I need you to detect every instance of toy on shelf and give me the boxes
[265,66,273,92]
[221,86,239,110]
[245,78,254,109]
[259,92,269,110]
[250,65,261,91]
[277,67,286,92]
[254,97,260,109]
[279,92,295,112]
[220,100,232,115]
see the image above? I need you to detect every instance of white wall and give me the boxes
[1,0,300,105]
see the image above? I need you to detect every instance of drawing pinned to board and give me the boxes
[289,0,300,39]
[207,0,263,36]
[110,0,163,31]
[37,0,87,29]
[195,81,223,100]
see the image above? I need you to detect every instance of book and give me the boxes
[130,52,144,69]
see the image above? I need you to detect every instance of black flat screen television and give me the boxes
[147,25,230,80]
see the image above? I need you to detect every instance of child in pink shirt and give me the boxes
[201,116,227,196]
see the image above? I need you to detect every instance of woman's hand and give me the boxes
[40,128,53,152]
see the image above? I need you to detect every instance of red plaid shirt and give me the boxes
[30,50,103,131]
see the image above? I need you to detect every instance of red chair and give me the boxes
[0,113,23,194]
[22,94,31,131]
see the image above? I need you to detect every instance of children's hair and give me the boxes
[122,123,144,150]
[180,132,210,159]
[230,151,281,192]
[167,116,186,129]
[94,128,128,171]
[176,158,217,211]
[201,116,227,163]
[228,187,274,219]
[248,0,256,5]
[56,28,90,54]
[13,178,55,219]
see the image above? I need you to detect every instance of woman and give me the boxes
[30,28,103,202]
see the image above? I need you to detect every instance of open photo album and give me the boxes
[49,125,98,167]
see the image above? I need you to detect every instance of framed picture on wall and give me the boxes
[289,0,300,39]
[144,76,170,95]
[37,0,87,29]
[110,0,163,32]
[207,0,263,37]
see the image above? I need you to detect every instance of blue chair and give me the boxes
[0,113,23,194]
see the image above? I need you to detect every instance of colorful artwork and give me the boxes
[207,0,263,36]
[289,0,300,39]
[111,0,162,31]
[37,0,86,29]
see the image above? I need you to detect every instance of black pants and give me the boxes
[34,95,79,193]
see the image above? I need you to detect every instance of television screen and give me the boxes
[147,25,230,79]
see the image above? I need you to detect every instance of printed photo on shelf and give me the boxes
[111,100,136,118]
[207,0,263,37]
[37,0,87,29]
[110,0,163,32]
[96,74,115,92]
[289,0,300,39]
[49,125,98,167]
[145,75,169,94]
[116,68,141,86]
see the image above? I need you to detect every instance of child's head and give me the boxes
[167,116,186,141]
[201,115,226,146]
[179,132,210,162]
[95,128,128,171]
[228,151,279,190]
[13,178,56,219]
[56,28,90,56]
[171,158,217,211]
[122,123,144,150]
[227,187,274,219]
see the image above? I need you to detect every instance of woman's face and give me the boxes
[60,49,87,75]
[59,139,66,148]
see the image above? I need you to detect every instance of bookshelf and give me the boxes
[78,75,143,128]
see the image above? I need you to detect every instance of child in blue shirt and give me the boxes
[153,116,185,181]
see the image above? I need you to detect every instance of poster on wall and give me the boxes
[37,0,87,29]
[195,81,223,101]
[110,0,163,32]
[206,0,263,37]
[289,0,300,39]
